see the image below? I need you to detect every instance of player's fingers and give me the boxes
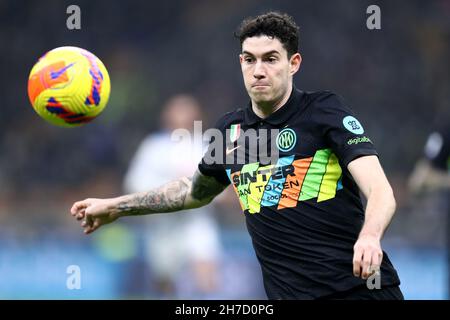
[90,221,102,234]
[82,213,94,228]
[83,222,94,234]
[71,200,89,215]
[76,208,86,220]
[85,220,101,235]
[369,251,382,275]
[70,202,84,215]
[361,250,372,279]
[352,247,363,277]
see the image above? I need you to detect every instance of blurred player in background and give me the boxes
[408,122,449,296]
[408,124,450,193]
[71,12,403,299]
[123,95,222,298]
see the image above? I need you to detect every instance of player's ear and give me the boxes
[239,54,244,65]
[289,53,302,75]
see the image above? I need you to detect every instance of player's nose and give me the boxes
[253,61,266,78]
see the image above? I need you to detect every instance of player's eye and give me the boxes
[267,56,278,63]
[244,56,254,63]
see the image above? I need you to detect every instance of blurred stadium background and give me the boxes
[0,0,449,299]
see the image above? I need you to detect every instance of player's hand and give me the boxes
[70,198,120,234]
[352,234,383,279]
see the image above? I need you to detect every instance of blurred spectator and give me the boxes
[408,121,449,298]
[408,124,450,193]
[123,95,223,298]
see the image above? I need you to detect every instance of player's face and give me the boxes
[240,36,301,108]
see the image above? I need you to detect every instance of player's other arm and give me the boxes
[70,169,227,234]
[347,155,396,279]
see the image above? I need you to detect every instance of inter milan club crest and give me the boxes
[276,128,297,152]
[230,123,241,142]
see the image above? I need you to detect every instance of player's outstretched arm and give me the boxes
[70,169,227,234]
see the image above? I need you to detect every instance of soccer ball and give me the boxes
[27,46,111,127]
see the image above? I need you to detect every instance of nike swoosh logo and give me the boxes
[50,63,75,79]
[226,145,241,155]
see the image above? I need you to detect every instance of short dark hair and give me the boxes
[235,12,299,57]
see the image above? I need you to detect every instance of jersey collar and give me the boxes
[244,86,304,126]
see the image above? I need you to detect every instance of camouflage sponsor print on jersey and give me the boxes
[226,149,343,213]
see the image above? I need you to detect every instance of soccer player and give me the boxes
[123,95,223,298]
[71,12,403,299]
[408,123,449,297]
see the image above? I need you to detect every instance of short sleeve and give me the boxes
[198,114,232,186]
[312,92,378,167]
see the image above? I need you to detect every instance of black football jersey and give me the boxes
[199,87,401,299]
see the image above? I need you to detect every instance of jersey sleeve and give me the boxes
[198,114,232,186]
[312,92,378,167]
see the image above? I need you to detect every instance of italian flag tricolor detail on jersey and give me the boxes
[230,124,241,142]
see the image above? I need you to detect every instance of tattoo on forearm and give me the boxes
[117,177,192,216]
[116,170,225,216]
